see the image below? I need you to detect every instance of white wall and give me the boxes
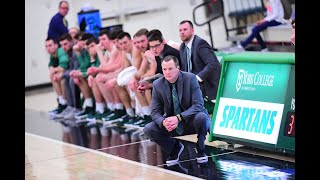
[26,0,54,87]
[25,0,231,87]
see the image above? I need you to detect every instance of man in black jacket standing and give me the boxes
[178,20,221,107]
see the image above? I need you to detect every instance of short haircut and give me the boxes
[45,37,58,44]
[59,33,72,42]
[162,55,179,67]
[98,29,111,38]
[109,27,123,40]
[86,37,98,46]
[74,32,85,40]
[117,32,131,40]
[179,20,194,28]
[147,29,163,43]
[59,1,68,7]
[147,29,162,37]
[134,28,149,37]
[81,33,94,41]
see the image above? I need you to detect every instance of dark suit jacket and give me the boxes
[179,35,221,100]
[151,71,209,129]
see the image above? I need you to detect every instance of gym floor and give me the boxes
[25,87,295,179]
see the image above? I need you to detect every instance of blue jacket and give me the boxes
[47,13,68,42]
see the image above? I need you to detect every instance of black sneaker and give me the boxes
[196,152,208,163]
[196,146,208,163]
[102,109,127,124]
[94,108,112,120]
[166,141,184,166]
[51,104,68,119]
[124,116,142,128]
[132,119,146,127]
[115,114,133,127]
[85,111,96,122]
[138,115,152,128]
[75,106,94,120]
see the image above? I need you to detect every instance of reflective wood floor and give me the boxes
[25,133,202,180]
[25,89,295,179]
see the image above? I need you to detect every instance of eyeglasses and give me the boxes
[60,7,69,10]
[149,43,162,49]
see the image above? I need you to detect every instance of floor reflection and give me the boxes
[57,118,295,179]
[25,108,295,179]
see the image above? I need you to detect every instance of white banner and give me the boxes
[213,97,284,144]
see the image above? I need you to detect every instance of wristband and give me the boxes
[176,114,182,122]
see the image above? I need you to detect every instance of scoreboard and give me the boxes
[208,52,295,154]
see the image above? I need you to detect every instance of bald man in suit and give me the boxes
[179,20,221,104]
[143,55,211,166]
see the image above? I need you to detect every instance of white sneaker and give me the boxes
[55,106,73,119]
[261,48,269,52]
[74,108,83,116]
[64,107,76,119]
[237,44,244,49]
[228,45,245,53]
